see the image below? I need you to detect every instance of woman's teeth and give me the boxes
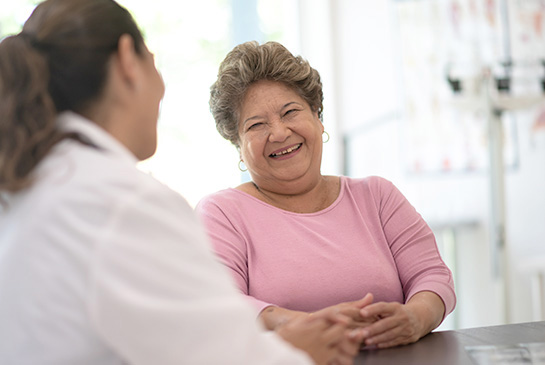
[270,143,302,157]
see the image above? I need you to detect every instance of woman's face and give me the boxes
[238,80,324,193]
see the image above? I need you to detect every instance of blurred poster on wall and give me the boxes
[394,0,545,174]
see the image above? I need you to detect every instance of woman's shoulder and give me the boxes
[338,176,406,214]
[195,186,253,212]
[342,175,394,192]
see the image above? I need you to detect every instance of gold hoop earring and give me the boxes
[322,131,330,143]
[238,160,248,172]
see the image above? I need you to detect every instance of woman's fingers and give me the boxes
[359,302,422,348]
[354,293,374,309]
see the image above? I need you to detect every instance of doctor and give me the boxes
[0,0,366,364]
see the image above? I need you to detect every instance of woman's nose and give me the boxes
[268,121,291,142]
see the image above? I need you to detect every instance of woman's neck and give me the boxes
[241,175,341,214]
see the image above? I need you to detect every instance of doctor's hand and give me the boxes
[275,310,366,365]
[358,291,445,349]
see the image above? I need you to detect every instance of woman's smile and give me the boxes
[269,143,302,159]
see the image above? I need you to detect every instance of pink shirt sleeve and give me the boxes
[367,177,456,317]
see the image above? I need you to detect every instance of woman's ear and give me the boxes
[115,34,139,89]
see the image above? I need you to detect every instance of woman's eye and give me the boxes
[284,109,298,117]
[248,122,262,130]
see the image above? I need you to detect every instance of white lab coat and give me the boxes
[0,112,311,365]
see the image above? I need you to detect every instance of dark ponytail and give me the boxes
[0,34,60,192]
[0,0,145,194]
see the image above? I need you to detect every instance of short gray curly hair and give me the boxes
[209,41,324,148]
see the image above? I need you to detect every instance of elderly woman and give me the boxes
[196,41,456,349]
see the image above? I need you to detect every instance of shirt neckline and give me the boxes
[227,176,347,217]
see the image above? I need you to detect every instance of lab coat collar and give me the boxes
[56,111,139,165]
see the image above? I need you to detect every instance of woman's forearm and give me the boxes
[406,291,445,336]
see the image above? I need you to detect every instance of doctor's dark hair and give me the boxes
[0,0,145,193]
[209,41,324,149]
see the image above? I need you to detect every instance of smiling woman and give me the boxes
[196,40,457,350]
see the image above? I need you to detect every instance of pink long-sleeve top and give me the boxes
[196,176,456,317]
